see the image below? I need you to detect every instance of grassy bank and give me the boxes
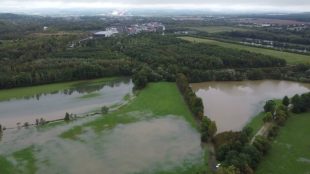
[179,36,310,64]
[0,77,118,101]
[245,112,265,137]
[256,112,310,174]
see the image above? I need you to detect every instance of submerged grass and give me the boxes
[13,147,37,174]
[256,112,310,174]
[0,155,16,174]
[179,36,310,64]
[60,82,197,139]
[0,147,36,174]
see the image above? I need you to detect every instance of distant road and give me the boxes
[179,36,310,65]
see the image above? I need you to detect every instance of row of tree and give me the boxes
[176,73,204,120]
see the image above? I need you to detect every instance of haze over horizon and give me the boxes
[1,0,310,14]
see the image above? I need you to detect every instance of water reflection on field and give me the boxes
[191,80,310,132]
[0,114,203,174]
[0,78,133,128]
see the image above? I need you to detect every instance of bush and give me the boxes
[264,100,276,113]
[64,112,70,121]
[101,106,109,114]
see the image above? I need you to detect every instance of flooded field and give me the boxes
[0,82,205,174]
[191,80,310,132]
[0,115,203,174]
[0,78,133,128]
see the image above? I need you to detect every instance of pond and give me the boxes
[0,78,133,128]
[191,80,310,133]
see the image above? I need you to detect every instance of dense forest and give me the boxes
[0,13,309,89]
[0,31,291,89]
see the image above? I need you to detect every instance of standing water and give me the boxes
[0,78,133,128]
[191,80,310,132]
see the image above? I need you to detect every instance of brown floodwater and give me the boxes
[0,78,133,128]
[191,80,310,133]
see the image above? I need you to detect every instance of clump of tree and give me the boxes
[64,112,71,121]
[132,65,162,89]
[263,100,276,113]
[176,73,204,120]
[291,92,310,113]
[263,112,273,123]
[282,96,290,107]
[252,136,271,155]
[101,106,109,114]
[262,99,289,126]
[214,127,264,174]
[201,116,217,142]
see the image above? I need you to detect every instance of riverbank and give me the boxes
[0,77,120,102]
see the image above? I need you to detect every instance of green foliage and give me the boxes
[101,106,109,114]
[217,165,241,174]
[263,112,273,123]
[176,73,204,120]
[247,69,264,80]
[282,96,290,106]
[180,36,310,64]
[64,112,70,121]
[201,116,217,141]
[263,100,276,113]
[291,92,310,113]
[252,136,271,155]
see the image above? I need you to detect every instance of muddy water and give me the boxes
[191,80,310,132]
[0,78,133,128]
[0,115,203,174]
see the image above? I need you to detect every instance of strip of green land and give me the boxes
[0,77,117,101]
[179,36,310,64]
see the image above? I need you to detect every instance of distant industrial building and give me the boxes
[93,27,119,37]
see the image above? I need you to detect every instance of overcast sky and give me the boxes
[1,0,310,13]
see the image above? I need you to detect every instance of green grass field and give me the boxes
[179,36,310,64]
[245,112,265,137]
[188,26,250,33]
[0,77,117,101]
[256,112,310,174]
[61,82,198,139]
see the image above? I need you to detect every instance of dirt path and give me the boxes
[250,122,273,144]
[207,142,218,172]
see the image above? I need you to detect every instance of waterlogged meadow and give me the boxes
[0,82,207,174]
[0,78,133,128]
